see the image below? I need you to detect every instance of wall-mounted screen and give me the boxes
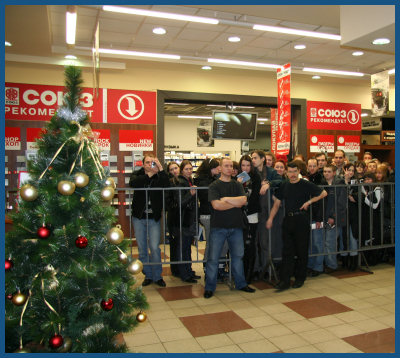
[212,111,257,140]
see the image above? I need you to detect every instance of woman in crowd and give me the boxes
[167,161,180,178]
[232,161,240,178]
[237,155,261,283]
[168,160,200,283]
[274,160,287,180]
[265,152,276,168]
[354,160,366,181]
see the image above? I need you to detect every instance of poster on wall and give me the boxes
[270,108,278,154]
[337,135,360,153]
[26,127,45,150]
[309,134,335,153]
[276,63,291,155]
[371,70,389,117]
[307,101,361,131]
[92,129,111,151]
[5,127,21,150]
[119,130,153,151]
[5,83,103,122]
[197,119,214,147]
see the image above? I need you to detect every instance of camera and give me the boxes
[151,161,156,168]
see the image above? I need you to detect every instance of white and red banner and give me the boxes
[310,134,335,153]
[307,101,361,131]
[119,130,154,151]
[26,127,45,150]
[92,129,111,151]
[5,83,103,122]
[5,127,21,150]
[276,63,291,155]
[106,89,156,124]
[270,108,278,154]
[337,135,360,153]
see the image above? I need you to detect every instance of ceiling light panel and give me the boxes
[253,24,341,40]
[303,67,364,77]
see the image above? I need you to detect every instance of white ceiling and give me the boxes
[5,5,395,79]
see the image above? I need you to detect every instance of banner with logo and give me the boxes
[371,70,389,117]
[337,135,360,153]
[307,101,361,131]
[276,63,291,155]
[119,130,154,151]
[106,89,156,124]
[27,127,45,150]
[5,127,21,150]
[92,129,111,151]
[270,108,278,154]
[5,83,103,122]
[309,134,335,153]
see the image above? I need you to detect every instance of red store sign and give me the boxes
[92,129,111,151]
[119,130,154,152]
[5,127,21,151]
[307,101,361,131]
[310,134,335,153]
[276,63,291,155]
[27,127,45,150]
[337,135,360,153]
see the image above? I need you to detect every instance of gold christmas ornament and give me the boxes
[12,292,28,306]
[57,181,76,196]
[127,259,143,275]
[136,311,147,322]
[80,197,85,202]
[105,177,116,188]
[57,336,72,353]
[118,252,128,265]
[101,186,115,201]
[106,225,124,245]
[20,184,38,201]
[74,173,89,188]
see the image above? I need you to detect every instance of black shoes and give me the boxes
[155,279,166,287]
[275,281,290,292]
[239,285,256,293]
[191,274,201,280]
[204,290,213,299]
[183,277,197,283]
[142,278,153,287]
[292,280,304,289]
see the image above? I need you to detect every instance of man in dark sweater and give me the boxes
[129,155,169,287]
[266,161,327,292]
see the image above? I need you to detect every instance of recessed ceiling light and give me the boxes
[153,27,166,35]
[372,38,390,45]
[388,68,395,75]
[5,41,12,47]
[312,75,321,79]
[202,65,212,70]
[208,58,281,69]
[228,36,241,43]
[361,113,368,117]
[294,44,306,50]
[65,55,77,59]
[352,51,364,56]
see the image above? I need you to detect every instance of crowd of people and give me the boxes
[128,150,395,297]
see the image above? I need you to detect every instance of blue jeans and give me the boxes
[205,228,247,292]
[132,217,162,281]
[339,226,358,256]
[324,226,339,270]
[308,225,324,272]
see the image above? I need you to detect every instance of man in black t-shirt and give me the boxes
[266,161,327,292]
[204,158,256,298]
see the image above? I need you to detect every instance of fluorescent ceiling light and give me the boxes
[66,8,77,45]
[153,27,166,35]
[202,65,212,70]
[208,58,281,69]
[103,5,219,25]
[388,68,395,75]
[312,75,321,79]
[228,36,241,42]
[65,55,77,59]
[253,24,341,40]
[98,48,180,60]
[294,44,306,50]
[165,102,189,105]
[178,115,212,119]
[303,67,364,77]
[361,113,368,117]
[352,51,364,56]
[372,38,390,45]
[5,41,12,47]
[257,118,269,121]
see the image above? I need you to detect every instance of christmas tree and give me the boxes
[5,66,148,353]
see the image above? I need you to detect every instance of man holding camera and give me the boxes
[129,155,170,287]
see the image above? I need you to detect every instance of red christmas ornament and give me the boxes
[49,334,64,349]
[5,259,13,271]
[75,235,88,249]
[6,293,13,300]
[101,298,114,311]
[37,224,51,239]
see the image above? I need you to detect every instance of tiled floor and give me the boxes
[123,241,395,353]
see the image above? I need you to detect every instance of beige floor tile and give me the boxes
[364,295,393,306]
[298,328,338,344]
[217,292,250,303]
[226,328,264,344]
[351,289,377,299]
[132,343,167,353]
[225,299,255,310]
[371,286,395,296]
[125,331,160,348]
[315,338,359,353]
[260,303,292,315]
[376,314,395,327]
[239,339,279,353]
[242,314,279,328]
[272,292,303,303]
[268,333,309,350]
[171,306,204,317]
[156,327,193,342]
[147,301,171,312]
[343,299,374,310]
[128,320,154,334]
[285,319,319,333]
[291,289,321,300]
[350,318,389,332]
[256,324,293,338]
[234,306,267,319]
[250,296,280,307]
[150,317,184,331]
[284,345,322,353]
[325,323,365,338]
[196,333,234,350]
[199,303,230,314]
[192,296,221,307]
[205,344,244,353]
[163,337,203,353]
[329,293,357,303]
[309,315,345,328]
[334,310,370,323]
[270,310,305,324]
[167,298,197,309]
[147,309,177,321]
[358,306,392,318]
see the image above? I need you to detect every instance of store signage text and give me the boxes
[26,127,45,150]
[119,130,154,151]
[5,127,21,150]
[337,135,360,153]
[309,134,335,153]
[92,129,111,151]
[276,63,291,155]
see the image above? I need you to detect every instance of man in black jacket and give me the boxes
[129,155,169,287]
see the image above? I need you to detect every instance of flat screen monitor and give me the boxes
[212,111,257,140]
